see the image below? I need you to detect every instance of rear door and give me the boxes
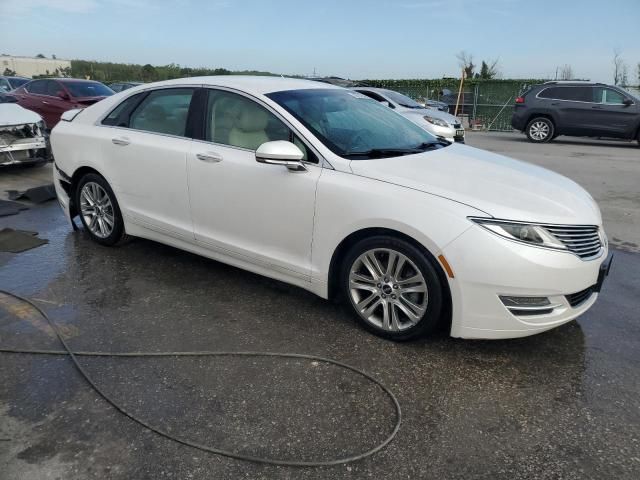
[100,87,197,242]
[537,86,593,135]
[590,87,638,138]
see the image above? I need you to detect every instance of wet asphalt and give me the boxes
[1,148,639,479]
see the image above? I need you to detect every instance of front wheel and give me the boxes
[526,117,554,143]
[341,236,444,341]
[75,173,128,246]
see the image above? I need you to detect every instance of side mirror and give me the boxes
[622,98,633,106]
[57,91,70,100]
[255,140,307,172]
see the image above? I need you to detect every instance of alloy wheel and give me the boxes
[529,121,550,141]
[79,182,115,238]
[348,248,428,332]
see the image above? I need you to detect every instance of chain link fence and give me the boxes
[361,79,547,131]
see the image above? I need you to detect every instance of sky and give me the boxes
[1,0,639,83]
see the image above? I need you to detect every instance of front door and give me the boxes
[589,87,639,138]
[187,88,322,280]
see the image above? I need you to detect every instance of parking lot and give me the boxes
[1,132,639,479]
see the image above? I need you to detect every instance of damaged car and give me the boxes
[0,95,49,167]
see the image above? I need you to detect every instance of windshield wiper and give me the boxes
[343,147,422,159]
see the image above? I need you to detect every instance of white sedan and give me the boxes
[50,76,612,340]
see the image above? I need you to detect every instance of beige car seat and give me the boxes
[228,104,270,150]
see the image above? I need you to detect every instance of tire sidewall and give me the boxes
[75,173,125,246]
[340,236,444,341]
[526,117,554,143]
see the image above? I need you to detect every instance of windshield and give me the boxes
[382,90,423,109]
[64,81,114,98]
[267,89,441,159]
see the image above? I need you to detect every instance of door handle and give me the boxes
[196,152,223,163]
[42,101,49,104]
[591,105,603,109]
[111,137,130,146]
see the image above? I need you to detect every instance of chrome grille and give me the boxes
[544,225,602,259]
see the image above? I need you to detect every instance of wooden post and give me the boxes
[454,68,465,117]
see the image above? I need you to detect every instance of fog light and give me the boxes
[499,296,550,308]
[499,295,557,317]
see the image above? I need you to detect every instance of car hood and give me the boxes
[397,107,459,124]
[349,143,602,225]
[0,103,43,126]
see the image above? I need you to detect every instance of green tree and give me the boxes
[141,63,157,82]
[3,68,16,76]
[36,53,45,58]
[479,59,500,79]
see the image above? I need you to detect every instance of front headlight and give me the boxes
[423,116,449,128]
[470,218,566,250]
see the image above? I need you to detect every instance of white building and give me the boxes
[1,55,72,78]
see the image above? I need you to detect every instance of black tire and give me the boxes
[75,173,128,246]
[636,129,640,147]
[525,117,555,143]
[340,236,444,341]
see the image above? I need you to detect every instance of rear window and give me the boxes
[538,86,592,102]
[63,81,114,98]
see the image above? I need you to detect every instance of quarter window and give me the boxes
[102,93,145,126]
[205,89,317,162]
[129,88,194,136]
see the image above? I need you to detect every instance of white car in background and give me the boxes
[0,94,48,166]
[352,87,465,143]
[51,76,611,341]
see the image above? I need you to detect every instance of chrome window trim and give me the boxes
[535,85,635,106]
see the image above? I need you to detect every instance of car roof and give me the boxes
[130,75,342,95]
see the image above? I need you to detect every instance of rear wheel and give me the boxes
[341,236,444,341]
[75,173,128,246]
[526,117,554,143]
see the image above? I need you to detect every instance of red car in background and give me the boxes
[12,78,114,128]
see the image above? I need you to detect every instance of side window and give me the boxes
[102,93,144,126]
[602,88,626,104]
[129,88,194,136]
[205,90,317,162]
[27,80,47,95]
[46,81,62,97]
[538,86,591,102]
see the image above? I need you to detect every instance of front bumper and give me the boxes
[442,224,610,339]
[426,123,465,143]
[0,135,48,165]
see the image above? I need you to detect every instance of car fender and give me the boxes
[310,168,483,297]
